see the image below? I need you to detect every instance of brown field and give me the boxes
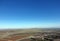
[0,28,60,41]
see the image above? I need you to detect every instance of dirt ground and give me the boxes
[54,39,60,41]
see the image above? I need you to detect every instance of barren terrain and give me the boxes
[0,28,60,41]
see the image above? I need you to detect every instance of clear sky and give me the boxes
[0,0,60,29]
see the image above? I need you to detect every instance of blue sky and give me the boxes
[0,0,60,29]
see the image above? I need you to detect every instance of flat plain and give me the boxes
[0,28,60,41]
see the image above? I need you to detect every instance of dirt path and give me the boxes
[16,36,33,41]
